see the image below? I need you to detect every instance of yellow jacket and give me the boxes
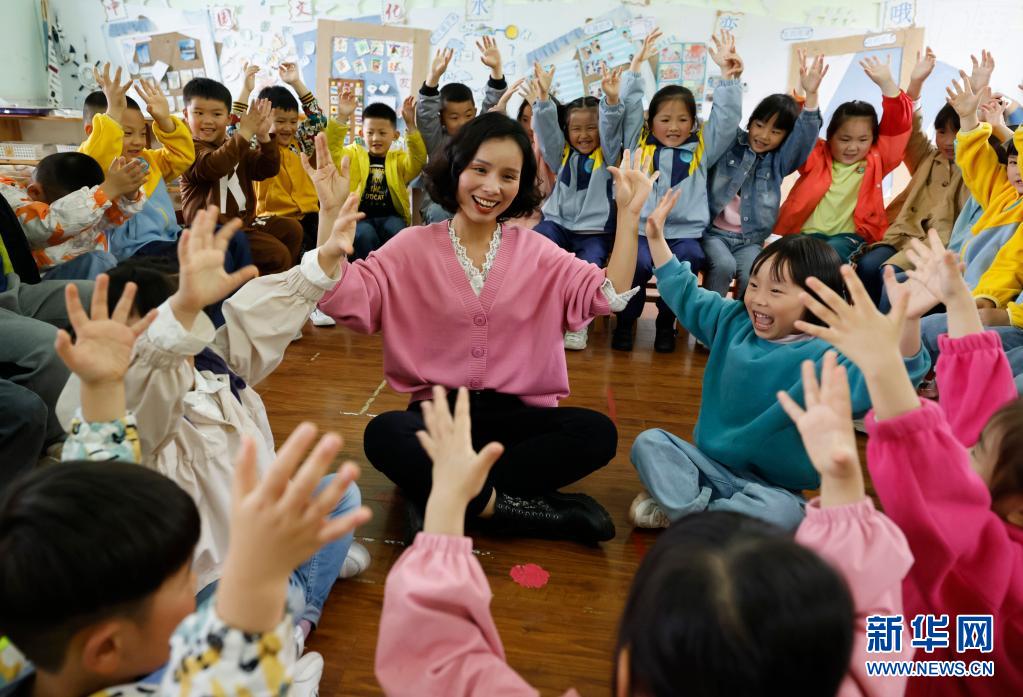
[324,121,427,225]
[79,113,195,197]
[967,126,1023,326]
[956,123,1023,234]
[254,145,319,218]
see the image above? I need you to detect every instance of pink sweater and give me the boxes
[865,331,1023,696]
[318,223,611,406]
[375,501,912,696]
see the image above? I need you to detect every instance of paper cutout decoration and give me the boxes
[510,564,550,589]
[211,7,236,31]
[382,0,407,25]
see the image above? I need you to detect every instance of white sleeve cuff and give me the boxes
[148,300,217,355]
[601,278,640,312]
[300,248,343,290]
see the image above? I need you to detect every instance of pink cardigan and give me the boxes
[865,332,1023,696]
[375,501,912,696]
[318,223,611,406]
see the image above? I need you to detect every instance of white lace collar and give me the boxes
[448,220,502,296]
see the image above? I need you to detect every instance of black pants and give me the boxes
[364,390,618,517]
[300,212,320,254]
[0,379,46,494]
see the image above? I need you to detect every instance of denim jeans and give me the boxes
[0,379,47,492]
[195,475,362,628]
[855,244,898,306]
[1007,346,1023,395]
[41,251,118,281]
[618,236,706,324]
[700,227,763,298]
[631,428,806,531]
[533,220,611,267]
[802,232,866,262]
[355,215,406,260]
[920,314,1023,366]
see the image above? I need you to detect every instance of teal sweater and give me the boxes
[654,258,932,490]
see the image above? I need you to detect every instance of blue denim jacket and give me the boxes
[705,107,822,243]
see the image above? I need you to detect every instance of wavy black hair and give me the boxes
[423,112,543,221]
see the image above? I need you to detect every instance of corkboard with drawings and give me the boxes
[315,20,430,145]
[129,31,213,113]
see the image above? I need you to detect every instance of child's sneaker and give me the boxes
[291,652,324,697]
[564,327,588,350]
[628,492,670,529]
[339,541,371,579]
[309,308,336,327]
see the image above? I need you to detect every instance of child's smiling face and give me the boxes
[828,116,873,164]
[566,107,599,155]
[744,256,807,340]
[650,99,695,148]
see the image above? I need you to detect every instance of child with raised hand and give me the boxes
[529,62,627,350]
[627,199,930,532]
[233,62,330,257]
[0,410,370,696]
[80,64,196,262]
[794,233,1023,694]
[55,161,372,638]
[855,47,971,304]
[416,37,509,224]
[702,49,825,299]
[775,55,913,262]
[614,29,744,353]
[326,88,426,260]
[375,382,911,697]
[0,152,146,280]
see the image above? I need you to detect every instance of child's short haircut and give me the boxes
[0,462,200,671]
[364,102,398,126]
[615,512,854,697]
[83,90,142,126]
[439,82,474,109]
[34,152,104,201]
[933,103,961,132]
[750,235,845,326]
[183,77,232,110]
[258,85,299,112]
[747,93,800,134]
[826,101,879,142]
[647,85,698,132]
[424,112,542,221]
[106,257,179,317]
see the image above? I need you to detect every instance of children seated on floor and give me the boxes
[0,151,145,280]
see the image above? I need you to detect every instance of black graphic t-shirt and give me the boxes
[359,155,399,218]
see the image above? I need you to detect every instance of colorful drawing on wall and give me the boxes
[545,58,585,102]
[330,33,415,136]
[657,40,707,101]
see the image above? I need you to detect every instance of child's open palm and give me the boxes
[645,188,680,241]
[489,78,524,114]
[242,62,260,94]
[910,47,937,85]
[533,62,556,100]
[401,94,418,127]
[709,30,743,79]
[979,95,1007,127]
[860,55,897,92]
[600,64,624,104]
[476,36,503,72]
[968,50,995,91]
[429,48,455,84]
[337,86,357,119]
[171,207,259,318]
[946,72,990,125]
[609,149,658,217]
[798,49,829,95]
[217,422,371,632]
[417,386,504,505]
[100,157,147,200]
[278,61,301,85]
[92,63,133,122]
[301,132,350,212]
[324,192,364,259]
[630,29,662,73]
[777,353,864,506]
[135,78,172,125]
[901,228,970,306]
[518,78,542,106]
[796,266,909,372]
[54,275,157,386]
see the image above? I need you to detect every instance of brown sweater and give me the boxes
[877,110,969,270]
[180,133,280,227]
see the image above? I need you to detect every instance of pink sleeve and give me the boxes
[375,534,541,697]
[317,257,384,334]
[935,331,1017,447]
[796,499,913,697]
[877,92,913,173]
[865,399,1023,613]
[547,245,611,332]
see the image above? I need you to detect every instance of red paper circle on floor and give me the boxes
[510,563,550,589]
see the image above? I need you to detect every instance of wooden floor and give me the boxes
[258,314,825,695]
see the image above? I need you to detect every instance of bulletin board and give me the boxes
[128,31,210,113]
[578,27,636,99]
[315,20,430,140]
[657,41,708,101]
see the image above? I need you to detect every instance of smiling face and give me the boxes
[184,97,231,144]
[362,117,398,156]
[828,116,874,164]
[1008,155,1022,194]
[744,256,808,340]
[748,113,789,154]
[567,107,599,155]
[271,108,300,148]
[518,102,534,141]
[119,108,149,160]
[934,125,956,161]
[455,136,523,224]
[441,99,477,136]
[651,99,695,148]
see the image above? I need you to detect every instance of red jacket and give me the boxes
[775,91,913,243]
